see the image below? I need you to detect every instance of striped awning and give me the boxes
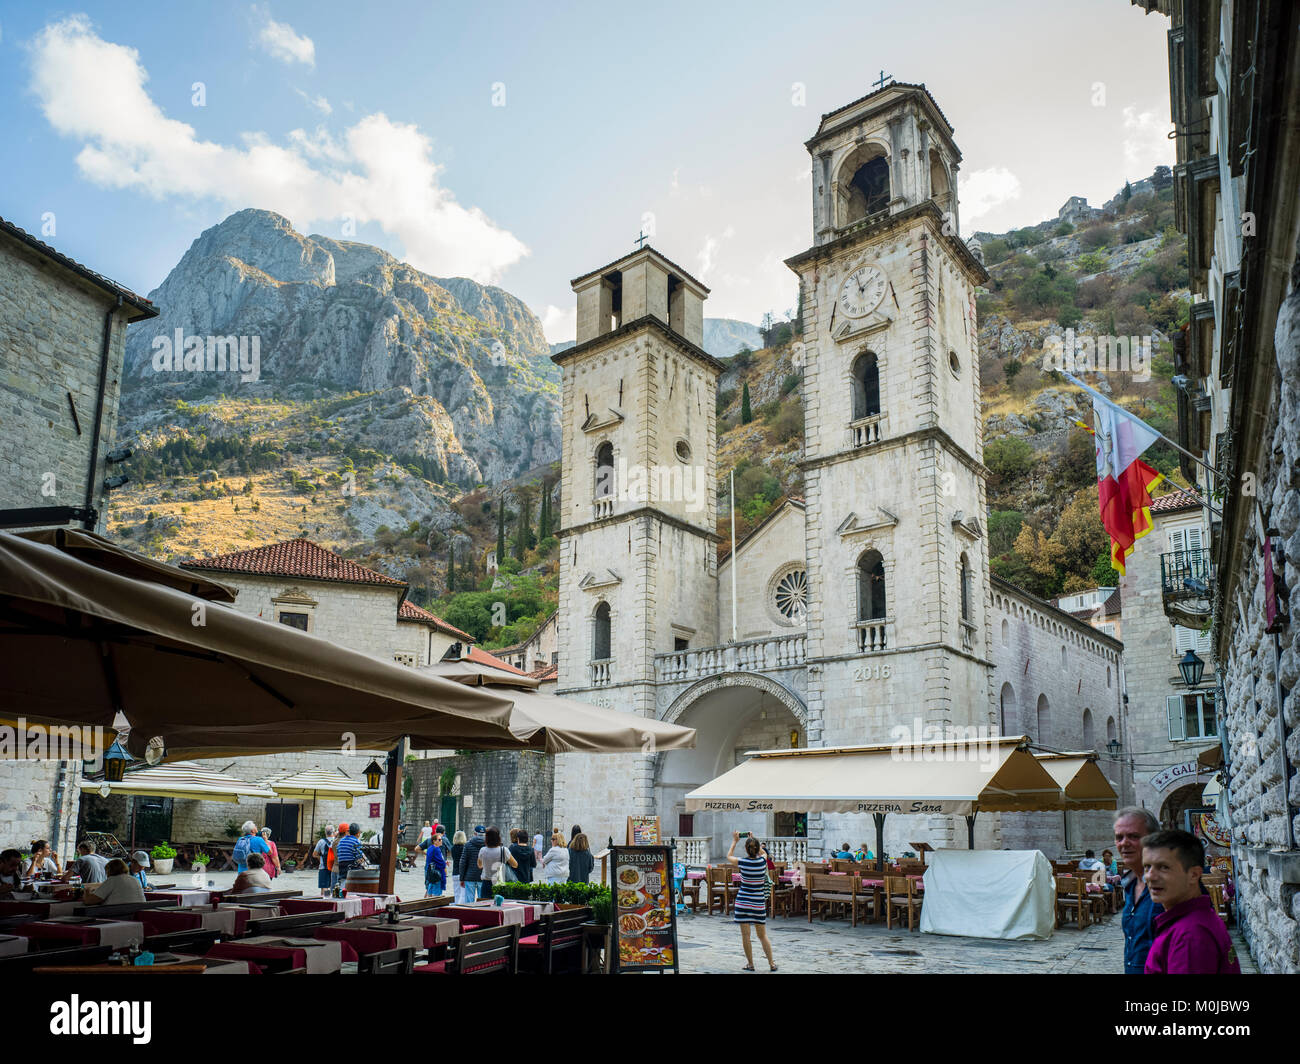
[261,768,379,807]
[80,761,277,803]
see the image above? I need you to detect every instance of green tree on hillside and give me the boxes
[447,540,456,592]
[741,382,753,424]
[496,494,506,562]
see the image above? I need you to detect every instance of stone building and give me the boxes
[548,84,1131,861]
[0,216,158,855]
[1057,196,1100,226]
[1132,0,1300,972]
[497,609,558,673]
[1052,586,1122,642]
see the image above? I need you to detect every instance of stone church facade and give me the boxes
[549,83,1128,860]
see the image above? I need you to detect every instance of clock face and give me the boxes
[838,265,888,319]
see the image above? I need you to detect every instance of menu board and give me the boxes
[610,846,678,973]
[626,815,660,845]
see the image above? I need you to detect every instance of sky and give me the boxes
[0,1,1175,342]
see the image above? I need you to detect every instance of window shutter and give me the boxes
[1166,695,1186,741]
[1168,528,1187,551]
[1187,526,1203,551]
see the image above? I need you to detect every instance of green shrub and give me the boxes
[984,437,1036,480]
[150,842,177,860]
[780,373,799,396]
[1074,251,1109,274]
[982,239,1010,265]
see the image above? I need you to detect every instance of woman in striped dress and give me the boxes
[727,832,777,971]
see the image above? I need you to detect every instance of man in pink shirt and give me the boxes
[1142,829,1241,975]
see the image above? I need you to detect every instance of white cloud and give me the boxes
[539,303,576,344]
[28,16,527,282]
[294,88,331,115]
[696,225,735,280]
[958,167,1023,223]
[1122,105,1174,174]
[254,6,315,67]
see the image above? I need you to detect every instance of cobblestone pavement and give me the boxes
[180,868,1257,975]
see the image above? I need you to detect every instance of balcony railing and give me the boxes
[960,620,977,652]
[589,659,613,686]
[849,412,886,448]
[854,619,892,653]
[593,496,615,520]
[1160,548,1214,626]
[673,836,809,866]
[653,633,806,684]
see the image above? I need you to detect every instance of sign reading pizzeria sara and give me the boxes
[610,845,679,974]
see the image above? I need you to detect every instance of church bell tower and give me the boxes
[786,84,994,845]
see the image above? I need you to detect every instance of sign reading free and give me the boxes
[1149,761,1206,793]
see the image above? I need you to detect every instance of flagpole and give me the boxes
[729,469,738,645]
[1061,371,1225,511]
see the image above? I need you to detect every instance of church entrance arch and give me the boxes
[655,674,808,860]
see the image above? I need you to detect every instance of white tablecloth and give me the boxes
[147,889,211,908]
[0,934,30,956]
[83,920,146,948]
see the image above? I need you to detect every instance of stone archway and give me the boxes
[655,673,810,860]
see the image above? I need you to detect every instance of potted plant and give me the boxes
[192,851,211,871]
[282,855,298,873]
[150,842,177,875]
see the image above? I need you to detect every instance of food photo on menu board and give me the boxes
[613,847,677,971]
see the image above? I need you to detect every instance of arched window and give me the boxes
[592,602,611,661]
[595,442,614,499]
[1001,618,1009,646]
[1106,716,1117,746]
[857,550,886,621]
[1035,694,1051,747]
[1061,645,1067,668]
[851,351,881,420]
[929,150,952,214]
[838,145,891,227]
[1107,665,1112,688]
[959,554,972,622]
[1082,709,1096,750]
[999,682,1017,736]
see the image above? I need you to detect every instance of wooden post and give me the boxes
[378,742,404,896]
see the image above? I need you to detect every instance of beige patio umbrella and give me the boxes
[79,761,278,803]
[0,531,518,752]
[262,768,380,848]
[1032,753,1119,811]
[422,658,697,754]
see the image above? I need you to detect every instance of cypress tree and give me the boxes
[741,381,753,424]
[447,540,455,592]
[496,494,506,562]
[516,493,530,561]
[539,482,550,540]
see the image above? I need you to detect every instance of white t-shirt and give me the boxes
[76,854,109,882]
[540,846,569,882]
[418,826,433,845]
[30,857,58,876]
[478,845,510,880]
[90,874,146,905]
[1077,857,1103,871]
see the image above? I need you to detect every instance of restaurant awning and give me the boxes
[0,530,518,753]
[684,737,1061,816]
[420,659,697,754]
[1033,753,1119,811]
[262,768,378,806]
[78,761,278,803]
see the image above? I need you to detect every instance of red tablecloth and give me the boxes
[206,936,342,974]
[214,905,259,936]
[313,921,424,961]
[280,897,373,918]
[145,889,211,907]
[138,907,238,936]
[438,904,529,928]
[16,918,145,947]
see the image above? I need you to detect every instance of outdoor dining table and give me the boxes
[0,897,80,918]
[216,904,276,935]
[438,901,549,928]
[145,888,211,908]
[280,896,373,918]
[0,933,31,956]
[169,954,252,974]
[15,917,145,948]
[343,892,399,912]
[206,935,343,974]
[313,918,426,961]
[138,906,239,937]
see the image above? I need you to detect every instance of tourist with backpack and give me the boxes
[232,821,270,874]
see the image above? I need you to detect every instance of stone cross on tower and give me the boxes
[873,70,894,91]
[634,231,649,250]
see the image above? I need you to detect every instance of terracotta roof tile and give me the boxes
[182,539,405,588]
[1151,488,1205,514]
[397,599,475,642]
[465,646,526,675]
[527,663,559,681]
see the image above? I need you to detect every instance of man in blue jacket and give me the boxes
[422,831,447,897]
[1115,806,1162,973]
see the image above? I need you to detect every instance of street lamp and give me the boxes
[363,759,385,791]
[1106,738,1122,759]
[1178,649,1206,687]
[103,740,130,782]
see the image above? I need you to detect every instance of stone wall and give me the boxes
[406,751,553,844]
[0,759,80,861]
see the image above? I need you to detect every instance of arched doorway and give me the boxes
[1161,782,1207,830]
[656,675,808,860]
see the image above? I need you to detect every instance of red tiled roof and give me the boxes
[182,539,405,588]
[465,646,526,675]
[0,216,158,321]
[397,599,475,642]
[527,663,559,681]
[1151,488,1205,514]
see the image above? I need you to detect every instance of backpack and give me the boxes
[232,834,254,868]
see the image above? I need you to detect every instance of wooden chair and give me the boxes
[222,888,303,905]
[34,963,207,974]
[143,928,221,954]
[72,901,168,918]
[884,876,922,931]
[897,859,926,877]
[414,923,519,975]
[518,906,590,974]
[679,869,706,914]
[1055,876,1090,929]
[706,866,731,915]
[1206,883,1229,924]
[357,947,415,974]
[807,873,865,927]
[396,896,453,914]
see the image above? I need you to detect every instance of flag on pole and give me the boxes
[1062,372,1165,574]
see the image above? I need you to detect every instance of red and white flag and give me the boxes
[1064,373,1164,574]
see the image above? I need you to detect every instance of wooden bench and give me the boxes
[414,923,519,975]
[807,873,867,927]
[142,928,222,954]
[518,906,590,974]
[397,896,453,914]
[72,901,169,918]
[0,945,113,972]
[221,889,303,906]
[246,911,347,937]
[35,963,208,974]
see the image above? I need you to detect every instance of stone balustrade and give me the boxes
[654,632,807,683]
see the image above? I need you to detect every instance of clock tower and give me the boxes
[785,83,994,847]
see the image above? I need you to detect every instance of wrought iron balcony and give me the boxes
[1160,548,1214,628]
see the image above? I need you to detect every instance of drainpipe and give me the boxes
[83,297,123,530]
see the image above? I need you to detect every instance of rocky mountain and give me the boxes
[121,209,560,486]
